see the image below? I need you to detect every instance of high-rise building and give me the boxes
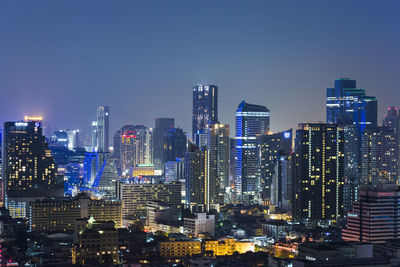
[133,125,152,166]
[343,125,360,211]
[117,180,181,220]
[361,126,398,184]
[235,101,270,195]
[50,130,69,147]
[326,78,377,133]
[92,106,109,152]
[257,129,292,200]
[164,158,185,183]
[192,84,218,143]
[3,120,61,218]
[153,118,175,170]
[163,128,186,162]
[271,154,292,210]
[113,130,121,170]
[382,107,400,183]
[66,129,80,150]
[292,123,344,225]
[185,145,207,211]
[119,125,136,177]
[83,152,119,199]
[342,183,400,243]
[206,123,230,200]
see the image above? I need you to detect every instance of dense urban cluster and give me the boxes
[1,79,400,266]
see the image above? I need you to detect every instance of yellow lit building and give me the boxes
[132,165,155,176]
[160,238,255,258]
[29,193,122,232]
[203,238,254,256]
[72,219,119,265]
[159,241,201,258]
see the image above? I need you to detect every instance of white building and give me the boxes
[184,213,215,237]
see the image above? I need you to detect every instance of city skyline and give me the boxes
[1,1,399,138]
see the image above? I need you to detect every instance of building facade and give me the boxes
[342,183,400,243]
[92,106,109,152]
[3,120,61,218]
[192,84,218,141]
[29,194,122,232]
[292,123,345,225]
[235,101,270,195]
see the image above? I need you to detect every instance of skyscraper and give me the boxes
[235,101,270,195]
[119,125,136,177]
[382,107,400,181]
[163,128,187,162]
[292,123,344,225]
[133,125,152,166]
[361,126,398,184]
[3,120,61,218]
[92,106,109,152]
[257,129,292,200]
[342,183,400,243]
[153,118,175,170]
[206,123,230,195]
[326,78,377,133]
[185,144,207,211]
[192,84,218,143]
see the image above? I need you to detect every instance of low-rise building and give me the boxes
[159,241,201,258]
[203,238,254,256]
[72,218,119,265]
[184,213,215,237]
[29,193,122,232]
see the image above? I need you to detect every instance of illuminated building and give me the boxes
[292,123,345,225]
[185,145,207,211]
[83,152,119,199]
[29,193,122,232]
[271,154,292,210]
[117,180,181,220]
[113,129,121,171]
[51,130,69,147]
[382,107,400,186]
[159,238,254,258]
[326,78,377,133]
[206,123,230,205]
[133,125,152,166]
[192,84,218,144]
[257,129,292,200]
[163,127,186,162]
[3,120,61,218]
[66,129,80,150]
[342,183,400,243]
[119,125,136,176]
[132,165,155,177]
[159,241,201,258]
[203,238,254,256]
[146,201,182,233]
[72,219,119,265]
[164,158,184,183]
[92,106,109,152]
[117,125,153,177]
[184,212,215,237]
[361,126,398,184]
[153,118,175,170]
[343,124,360,211]
[235,101,270,195]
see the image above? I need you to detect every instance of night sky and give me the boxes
[1,1,399,142]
